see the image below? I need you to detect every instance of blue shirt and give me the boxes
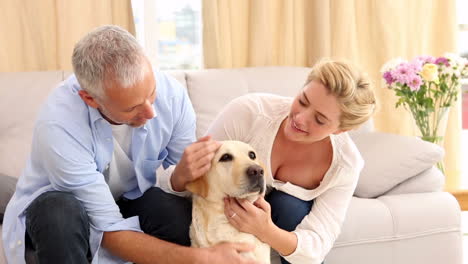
[2,71,196,263]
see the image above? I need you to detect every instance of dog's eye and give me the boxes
[248,151,256,160]
[219,153,233,162]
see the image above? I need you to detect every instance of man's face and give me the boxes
[86,66,157,128]
[98,69,157,127]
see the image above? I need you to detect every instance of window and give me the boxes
[132,0,202,70]
[458,0,468,188]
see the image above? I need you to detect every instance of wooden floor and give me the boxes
[452,190,468,211]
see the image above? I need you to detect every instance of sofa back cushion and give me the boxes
[182,67,312,137]
[0,68,374,179]
[350,132,444,198]
[0,71,68,178]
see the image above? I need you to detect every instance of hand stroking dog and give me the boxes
[186,140,271,264]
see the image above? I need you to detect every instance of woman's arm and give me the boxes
[225,167,361,264]
[285,169,361,263]
[224,197,298,256]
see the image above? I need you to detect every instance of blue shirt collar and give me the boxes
[89,106,105,124]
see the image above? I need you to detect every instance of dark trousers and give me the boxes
[266,189,315,264]
[25,187,192,264]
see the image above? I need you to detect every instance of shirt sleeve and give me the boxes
[283,167,362,264]
[156,81,196,197]
[35,122,139,233]
[155,164,190,197]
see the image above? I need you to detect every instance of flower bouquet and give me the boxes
[381,53,468,172]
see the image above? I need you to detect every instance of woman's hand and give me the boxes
[224,196,274,243]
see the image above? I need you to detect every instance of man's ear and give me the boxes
[186,176,209,198]
[78,90,100,109]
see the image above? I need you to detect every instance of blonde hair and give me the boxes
[306,59,376,130]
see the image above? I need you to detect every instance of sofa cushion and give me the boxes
[0,71,67,178]
[347,118,375,135]
[327,192,461,264]
[350,132,444,198]
[165,71,187,89]
[185,67,311,137]
[383,166,444,196]
[335,193,459,245]
[0,225,5,263]
[0,174,17,223]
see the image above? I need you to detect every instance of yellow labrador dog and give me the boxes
[186,140,270,263]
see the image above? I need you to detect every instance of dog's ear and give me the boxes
[186,175,209,198]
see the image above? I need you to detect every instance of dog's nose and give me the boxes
[247,165,264,179]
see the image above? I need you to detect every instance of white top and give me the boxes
[103,124,137,199]
[208,93,363,264]
[157,93,364,264]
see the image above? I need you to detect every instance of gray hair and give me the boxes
[72,25,148,99]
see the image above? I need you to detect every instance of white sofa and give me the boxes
[0,68,463,264]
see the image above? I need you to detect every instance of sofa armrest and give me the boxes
[326,192,462,264]
[382,166,444,196]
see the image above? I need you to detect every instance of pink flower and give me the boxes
[409,61,422,72]
[435,57,449,67]
[414,55,436,64]
[392,63,417,85]
[408,75,422,91]
[383,71,395,85]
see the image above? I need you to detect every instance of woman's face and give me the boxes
[284,80,344,144]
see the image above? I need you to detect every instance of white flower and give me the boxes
[380,57,406,73]
[462,66,468,76]
[441,52,467,78]
[441,66,459,76]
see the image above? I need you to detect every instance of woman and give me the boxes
[206,59,377,264]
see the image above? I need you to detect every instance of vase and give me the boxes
[411,107,450,173]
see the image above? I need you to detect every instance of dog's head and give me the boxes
[187,140,266,202]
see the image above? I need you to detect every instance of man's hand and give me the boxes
[171,135,221,192]
[103,231,261,264]
[200,242,261,264]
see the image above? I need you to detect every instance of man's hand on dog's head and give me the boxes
[171,135,221,192]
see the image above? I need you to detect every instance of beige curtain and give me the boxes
[203,0,461,190]
[0,0,135,72]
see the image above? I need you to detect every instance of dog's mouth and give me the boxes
[235,191,262,203]
[233,177,265,201]
[222,164,266,202]
[249,178,265,194]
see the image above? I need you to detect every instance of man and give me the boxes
[2,25,259,264]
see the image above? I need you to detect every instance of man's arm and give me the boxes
[36,123,125,227]
[170,95,256,192]
[157,77,221,193]
[102,231,199,264]
[102,230,260,264]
